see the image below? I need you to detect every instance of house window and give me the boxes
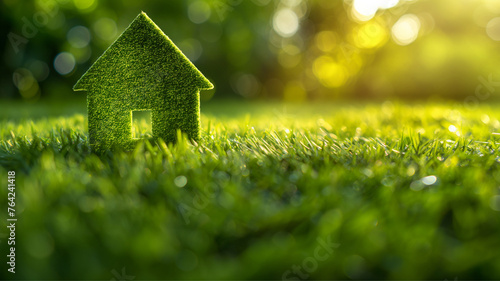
[132,110,152,139]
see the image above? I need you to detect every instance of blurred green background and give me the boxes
[3,0,500,103]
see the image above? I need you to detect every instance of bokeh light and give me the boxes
[71,46,92,63]
[93,18,118,41]
[391,14,421,46]
[352,0,379,20]
[67,26,91,48]
[484,0,500,13]
[174,176,188,188]
[282,0,302,7]
[273,8,299,37]
[178,38,203,62]
[351,0,399,21]
[54,52,76,76]
[12,68,40,99]
[73,0,97,12]
[421,175,437,185]
[313,56,348,88]
[188,1,211,24]
[353,21,388,49]
[486,17,500,41]
[315,31,336,52]
[4,0,500,102]
[491,195,500,212]
[232,73,261,98]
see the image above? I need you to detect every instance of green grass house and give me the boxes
[74,12,213,151]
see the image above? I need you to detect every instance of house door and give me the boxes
[132,110,153,139]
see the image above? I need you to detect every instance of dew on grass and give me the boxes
[411,175,437,191]
[421,175,437,185]
[363,168,374,178]
[174,176,188,188]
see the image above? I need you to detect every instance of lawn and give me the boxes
[1,101,500,280]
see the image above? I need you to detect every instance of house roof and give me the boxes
[73,12,214,94]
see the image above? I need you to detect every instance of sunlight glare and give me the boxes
[312,56,348,88]
[353,22,388,49]
[315,31,336,52]
[352,0,399,21]
[391,14,421,46]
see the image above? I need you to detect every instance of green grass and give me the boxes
[1,101,500,280]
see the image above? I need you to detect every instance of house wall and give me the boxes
[88,93,132,151]
[152,88,201,143]
[87,87,200,151]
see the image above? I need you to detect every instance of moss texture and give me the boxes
[74,12,213,151]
